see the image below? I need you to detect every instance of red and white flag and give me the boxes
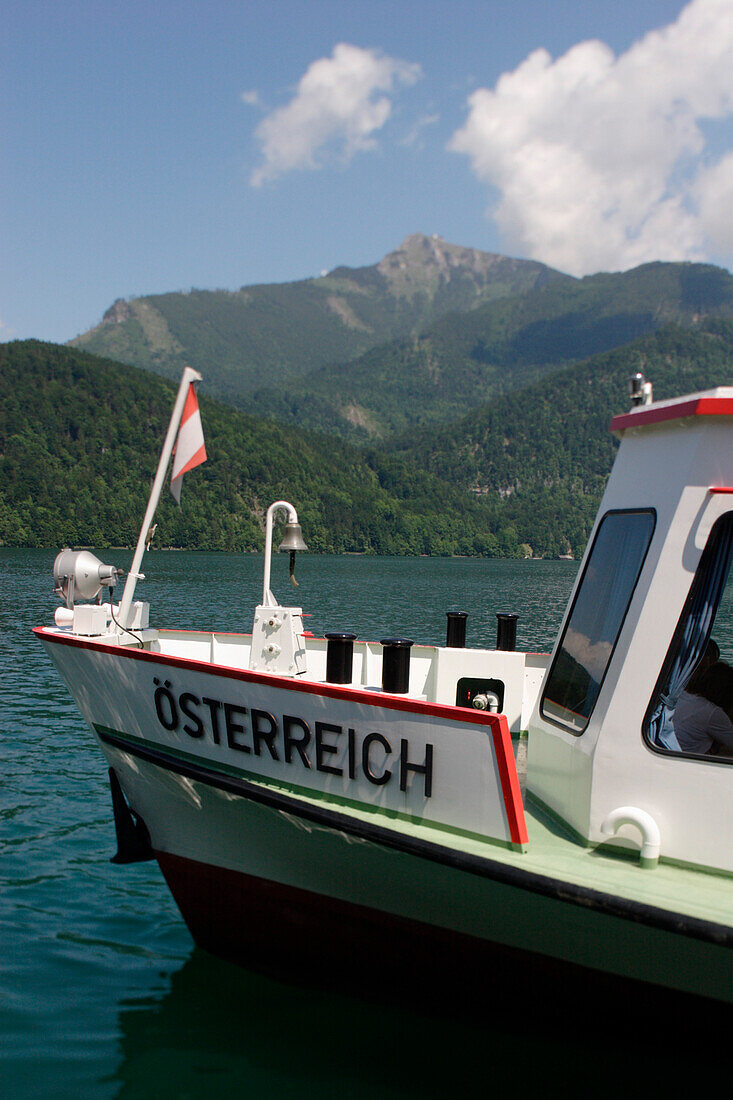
[170,383,207,503]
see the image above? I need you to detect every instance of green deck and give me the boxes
[256,767,733,933]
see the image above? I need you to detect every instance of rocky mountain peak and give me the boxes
[376,233,538,296]
[101,299,133,326]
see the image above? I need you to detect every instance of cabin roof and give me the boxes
[611,387,733,436]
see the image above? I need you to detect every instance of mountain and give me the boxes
[0,340,507,557]
[242,261,733,440]
[69,235,562,405]
[383,318,733,557]
[69,235,733,445]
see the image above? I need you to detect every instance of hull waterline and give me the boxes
[100,731,733,1006]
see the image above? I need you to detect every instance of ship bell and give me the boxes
[278,522,308,553]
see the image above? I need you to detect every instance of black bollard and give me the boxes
[446,611,468,648]
[325,632,356,684]
[380,638,414,694]
[496,613,518,652]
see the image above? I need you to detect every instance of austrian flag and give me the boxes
[170,383,207,503]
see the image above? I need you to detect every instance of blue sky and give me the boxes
[3,0,732,343]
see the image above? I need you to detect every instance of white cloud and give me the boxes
[563,627,612,683]
[401,112,440,148]
[449,0,733,274]
[695,152,733,254]
[241,89,261,107]
[250,43,420,186]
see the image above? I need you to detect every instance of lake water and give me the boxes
[1,549,727,1097]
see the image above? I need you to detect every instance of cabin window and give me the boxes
[647,511,733,758]
[541,510,655,734]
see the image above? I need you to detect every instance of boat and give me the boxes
[35,367,733,1005]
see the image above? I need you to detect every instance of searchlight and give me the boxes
[53,549,121,609]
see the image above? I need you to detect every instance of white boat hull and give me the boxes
[37,627,733,1005]
[103,744,733,1004]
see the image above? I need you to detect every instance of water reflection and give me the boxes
[109,945,732,1098]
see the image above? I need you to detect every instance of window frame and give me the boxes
[540,508,657,736]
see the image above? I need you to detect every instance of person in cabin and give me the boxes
[673,659,733,756]
[685,639,720,694]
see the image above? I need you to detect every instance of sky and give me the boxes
[3,0,733,344]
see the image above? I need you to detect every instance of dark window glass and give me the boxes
[647,512,733,757]
[542,510,655,734]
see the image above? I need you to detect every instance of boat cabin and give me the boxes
[527,388,733,873]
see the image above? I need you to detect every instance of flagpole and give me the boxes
[117,366,202,631]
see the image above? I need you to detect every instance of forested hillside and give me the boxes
[0,341,511,556]
[243,261,733,440]
[385,320,733,556]
[4,324,730,559]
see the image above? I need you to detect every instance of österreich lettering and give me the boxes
[152,679,434,798]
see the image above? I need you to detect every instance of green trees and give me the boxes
[389,319,733,558]
[4,315,732,559]
[0,341,510,557]
[241,260,733,442]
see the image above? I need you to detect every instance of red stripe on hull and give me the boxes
[154,850,709,1014]
[156,850,491,991]
[33,625,495,721]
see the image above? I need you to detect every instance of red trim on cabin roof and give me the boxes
[710,487,733,494]
[610,395,733,433]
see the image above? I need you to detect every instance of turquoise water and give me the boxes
[2,549,728,1096]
